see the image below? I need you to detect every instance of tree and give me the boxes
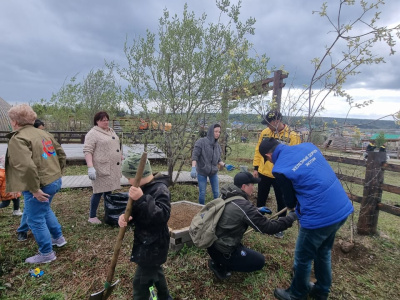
[290,0,400,140]
[375,131,386,148]
[46,68,121,130]
[114,0,271,183]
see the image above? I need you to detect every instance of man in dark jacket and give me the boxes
[191,123,233,205]
[118,154,172,300]
[207,171,297,280]
[258,138,354,300]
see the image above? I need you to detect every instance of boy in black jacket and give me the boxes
[118,154,172,300]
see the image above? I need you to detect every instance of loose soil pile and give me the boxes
[168,202,202,230]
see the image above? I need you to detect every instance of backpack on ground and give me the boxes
[189,196,243,249]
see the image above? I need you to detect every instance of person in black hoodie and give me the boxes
[118,154,172,300]
[191,123,233,205]
[207,172,298,280]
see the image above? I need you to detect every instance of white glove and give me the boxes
[88,167,96,180]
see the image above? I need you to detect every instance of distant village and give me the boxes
[1,96,399,158]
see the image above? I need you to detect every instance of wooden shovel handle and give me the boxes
[105,152,148,288]
[244,207,288,236]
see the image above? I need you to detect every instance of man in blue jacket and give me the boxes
[259,138,354,300]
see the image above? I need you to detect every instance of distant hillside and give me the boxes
[309,116,399,131]
[228,114,400,131]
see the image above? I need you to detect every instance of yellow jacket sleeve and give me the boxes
[253,125,301,178]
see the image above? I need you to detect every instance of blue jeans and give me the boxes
[17,204,30,233]
[23,178,63,255]
[290,218,347,298]
[197,173,219,205]
[89,191,111,218]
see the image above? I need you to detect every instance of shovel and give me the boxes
[89,152,148,300]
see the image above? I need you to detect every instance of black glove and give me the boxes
[287,210,298,222]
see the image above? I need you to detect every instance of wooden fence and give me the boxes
[0,131,88,144]
[325,152,400,235]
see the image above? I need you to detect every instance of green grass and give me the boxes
[1,142,400,299]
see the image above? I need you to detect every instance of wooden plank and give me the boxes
[336,174,364,185]
[338,174,399,195]
[377,203,400,216]
[347,193,400,217]
[382,162,400,172]
[169,227,190,239]
[347,193,362,203]
[325,154,366,166]
[60,172,231,189]
[169,234,192,245]
[380,183,400,195]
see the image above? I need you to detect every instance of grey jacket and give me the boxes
[212,183,297,254]
[191,123,222,176]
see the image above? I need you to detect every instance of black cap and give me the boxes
[261,110,282,125]
[259,137,280,162]
[234,172,261,187]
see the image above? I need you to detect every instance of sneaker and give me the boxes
[25,251,56,264]
[17,232,28,241]
[52,235,67,247]
[88,217,102,224]
[274,231,284,239]
[273,288,300,300]
[12,209,23,216]
[208,259,231,280]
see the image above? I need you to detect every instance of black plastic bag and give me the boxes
[104,192,129,226]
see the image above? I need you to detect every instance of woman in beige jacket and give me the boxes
[83,111,122,224]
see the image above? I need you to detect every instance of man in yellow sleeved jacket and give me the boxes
[253,110,301,238]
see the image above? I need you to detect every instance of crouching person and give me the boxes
[207,171,297,280]
[118,154,173,300]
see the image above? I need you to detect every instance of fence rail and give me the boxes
[0,130,89,144]
[325,152,400,235]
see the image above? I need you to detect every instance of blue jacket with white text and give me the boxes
[272,143,353,229]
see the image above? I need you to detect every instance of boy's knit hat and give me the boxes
[121,153,152,179]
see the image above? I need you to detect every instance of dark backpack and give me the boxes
[189,196,243,248]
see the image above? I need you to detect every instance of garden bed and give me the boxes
[168,200,203,251]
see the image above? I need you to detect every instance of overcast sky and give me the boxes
[1,0,399,120]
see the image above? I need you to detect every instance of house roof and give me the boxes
[370,133,400,140]
[0,97,12,131]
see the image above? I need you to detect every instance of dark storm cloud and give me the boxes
[0,0,399,117]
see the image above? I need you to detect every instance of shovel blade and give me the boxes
[89,280,120,300]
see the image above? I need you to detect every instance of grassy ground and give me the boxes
[1,143,399,299]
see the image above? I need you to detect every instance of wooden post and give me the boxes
[55,132,61,144]
[272,70,287,111]
[357,152,387,235]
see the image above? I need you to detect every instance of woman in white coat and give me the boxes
[83,111,122,224]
